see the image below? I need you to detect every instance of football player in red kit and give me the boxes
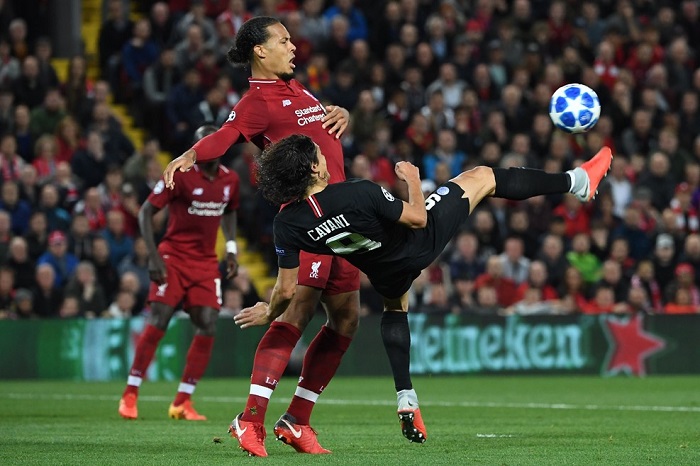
[163,17,359,456]
[119,125,239,421]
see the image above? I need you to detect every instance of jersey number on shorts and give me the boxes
[325,231,381,254]
[425,193,442,210]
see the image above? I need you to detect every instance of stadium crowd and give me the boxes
[1,0,700,319]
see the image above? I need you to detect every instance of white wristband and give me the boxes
[226,240,238,255]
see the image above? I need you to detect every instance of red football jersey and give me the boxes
[193,78,346,183]
[148,164,239,261]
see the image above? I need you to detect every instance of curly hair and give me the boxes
[227,16,280,67]
[255,134,318,205]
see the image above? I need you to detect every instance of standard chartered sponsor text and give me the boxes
[295,104,324,126]
[188,200,226,216]
[409,314,587,373]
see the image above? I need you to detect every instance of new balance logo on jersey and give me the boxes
[192,187,203,195]
[309,261,322,279]
[282,99,291,107]
[156,283,168,297]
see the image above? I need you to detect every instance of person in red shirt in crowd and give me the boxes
[553,193,591,238]
[593,40,619,90]
[474,255,518,307]
[664,287,700,314]
[664,263,700,306]
[163,17,361,456]
[217,0,253,38]
[670,182,699,233]
[515,260,558,302]
[118,125,239,422]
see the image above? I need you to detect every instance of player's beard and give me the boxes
[278,71,294,82]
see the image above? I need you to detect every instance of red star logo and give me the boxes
[603,315,665,376]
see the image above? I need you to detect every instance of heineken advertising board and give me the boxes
[0,314,697,380]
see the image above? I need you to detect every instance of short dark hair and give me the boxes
[255,134,318,205]
[227,16,280,66]
[193,124,218,143]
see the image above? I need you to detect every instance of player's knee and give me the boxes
[191,307,218,335]
[148,304,174,330]
[325,301,360,336]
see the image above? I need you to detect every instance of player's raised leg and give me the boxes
[381,294,427,443]
[167,306,216,421]
[118,302,175,419]
[451,146,613,209]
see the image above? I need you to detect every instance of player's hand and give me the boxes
[164,150,197,189]
[148,255,168,284]
[394,161,420,182]
[321,105,350,139]
[234,302,271,329]
[226,253,238,279]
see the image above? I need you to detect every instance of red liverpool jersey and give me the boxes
[193,78,346,183]
[148,164,239,261]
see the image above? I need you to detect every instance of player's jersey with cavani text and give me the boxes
[273,180,418,284]
[148,165,239,261]
[219,78,346,183]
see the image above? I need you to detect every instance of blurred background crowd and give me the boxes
[1,0,700,319]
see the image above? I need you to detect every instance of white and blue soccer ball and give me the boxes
[549,83,601,134]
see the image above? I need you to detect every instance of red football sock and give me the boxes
[173,335,215,406]
[241,321,301,423]
[287,325,351,425]
[123,324,165,397]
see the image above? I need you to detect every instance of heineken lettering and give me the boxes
[409,315,588,374]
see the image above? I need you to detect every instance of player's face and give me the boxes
[259,23,296,81]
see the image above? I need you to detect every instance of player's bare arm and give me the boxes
[139,200,167,283]
[221,210,239,279]
[395,161,427,229]
[321,105,350,139]
[164,149,197,189]
[234,266,298,329]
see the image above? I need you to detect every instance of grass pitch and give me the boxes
[0,376,698,465]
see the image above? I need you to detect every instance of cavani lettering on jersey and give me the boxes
[295,104,325,126]
[307,214,351,241]
[188,200,226,216]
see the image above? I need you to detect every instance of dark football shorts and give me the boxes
[297,251,360,294]
[369,181,471,299]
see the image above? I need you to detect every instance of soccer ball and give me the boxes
[549,83,601,134]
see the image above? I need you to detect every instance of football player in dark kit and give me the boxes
[234,134,613,446]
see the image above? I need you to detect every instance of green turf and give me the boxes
[0,376,698,465]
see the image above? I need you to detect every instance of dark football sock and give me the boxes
[287,326,351,425]
[381,311,412,392]
[123,324,165,397]
[173,335,214,406]
[242,321,301,423]
[492,167,571,200]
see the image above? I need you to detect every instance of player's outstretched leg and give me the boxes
[168,307,216,421]
[452,147,613,211]
[229,412,268,457]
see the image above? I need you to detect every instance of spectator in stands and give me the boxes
[12,104,32,161]
[38,184,71,233]
[121,18,160,104]
[143,49,180,142]
[0,39,20,87]
[0,180,31,235]
[12,56,46,108]
[172,0,217,49]
[664,287,700,314]
[191,85,228,129]
[23,211,47,261]
[119,270,146,314]
[88,103,134,165]
[652,234,677,294]
[117,236,149,299]
[423,128,466,181]
[8,18,29,60]
[0,267,15,314]
[567,232,601,284]
[6,237,33,291]
[324,0,368,43]
[31,134,58,182]
[68,214,93,262]
[54,116,83,164]
[65,261,107,318]
[104,289,137,318]
[664,263,700,306]
[31,263,62,318]
[101,210,134,267]
[90,236,119,303]
[553,194,590,238]
[630,259,663,313]
[165,68,202,153]
[34,37,59,89]
[0,134,25,183]
[500,236,530,285]
[0,211,10,260]
[148,2,174,49]
[37,230,78,287]
[71,131,108,189]
[474,255,518,308]
[98,0,133,88]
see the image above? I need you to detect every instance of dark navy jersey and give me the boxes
[274,179,471,298]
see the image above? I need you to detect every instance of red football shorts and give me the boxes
[147,255,222,310]
[296,251,360,295]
